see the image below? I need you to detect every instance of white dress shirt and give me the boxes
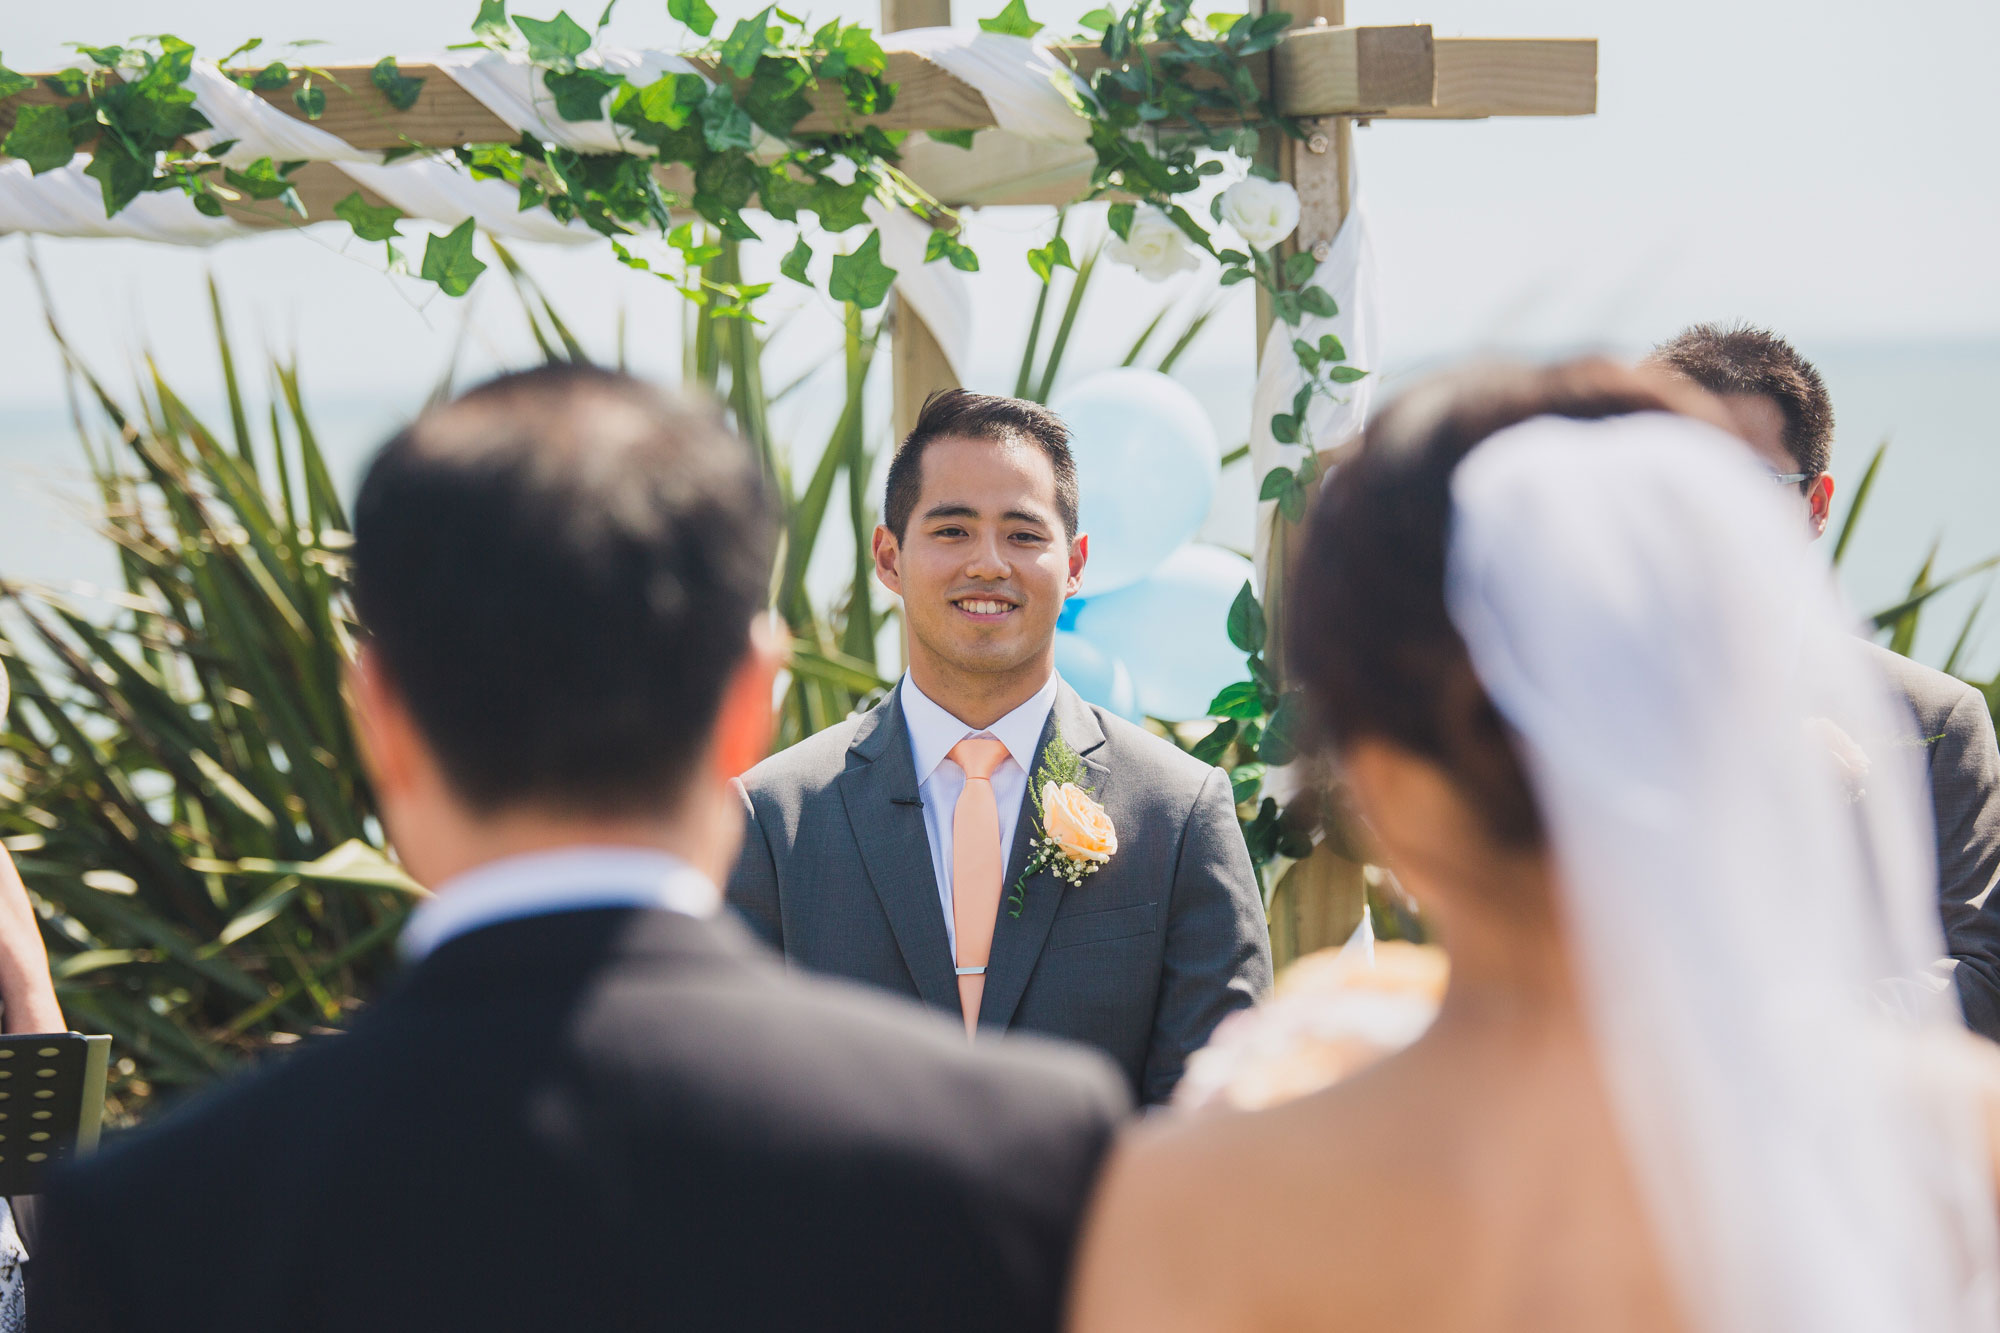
[400,845,720,962]
[900,671,1061,957]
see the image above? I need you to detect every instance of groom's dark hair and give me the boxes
[352,364,775,815]
[883,389,1080,540]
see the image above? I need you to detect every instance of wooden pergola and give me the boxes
[3,5,1595,958]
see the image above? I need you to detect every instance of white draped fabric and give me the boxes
[1447,412,2000,1333]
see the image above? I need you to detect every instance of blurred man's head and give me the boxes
[1644,323,1837,537]
[349,364,778,886]
[873,389,1087,725]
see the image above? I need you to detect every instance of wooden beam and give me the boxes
[878,0,961,446]
[1271,23,1434,117]
[1376,37,1597,119]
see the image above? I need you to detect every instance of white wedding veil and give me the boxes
[1443,412,2000,1332]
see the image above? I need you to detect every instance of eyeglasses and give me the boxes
[1768,471,1810,486]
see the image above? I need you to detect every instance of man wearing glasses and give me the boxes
[1647,323,2000,1039]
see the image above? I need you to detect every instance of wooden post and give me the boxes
[882,0,962,441]
[1258,0,1369,968]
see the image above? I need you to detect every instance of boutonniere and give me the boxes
[1008,727,1116,918]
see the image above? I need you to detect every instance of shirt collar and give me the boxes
[400,845,719,962]
[900,671,1060,785]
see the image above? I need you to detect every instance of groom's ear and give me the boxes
[1066,531,1089,598]
[710,615,782,781]
[872,524,903,596]
[348,646,421,804]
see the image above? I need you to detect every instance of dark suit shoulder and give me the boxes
[1860,640,1984,733]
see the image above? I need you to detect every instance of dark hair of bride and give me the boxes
[1286,357,1734,848]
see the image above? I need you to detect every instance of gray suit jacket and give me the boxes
[729,681,1273,1104]
[1864,643,2000,1038]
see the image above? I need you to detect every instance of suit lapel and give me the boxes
[835,696,960,1014]
[979,682,1109,1033]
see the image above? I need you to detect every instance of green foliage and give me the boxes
[421,218,487,295]
[779,234,813,284]
[4,104,77,174]
[924,229,979,273]
[0,285,407,1119]
[0,56,37,100]
[514,11,593,67]
[668,0,719,38]
[368,56,425,110]
[827,229,896,309]
[980,0,1046,37]
[334,191,403,241]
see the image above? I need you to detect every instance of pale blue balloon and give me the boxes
[1065,545,1255,722]
[1051,368,1220,597]
[1053,630,1142,723]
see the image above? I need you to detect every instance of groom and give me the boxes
[730,389,1271,1103]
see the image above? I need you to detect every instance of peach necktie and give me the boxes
[948,736,1011,1039]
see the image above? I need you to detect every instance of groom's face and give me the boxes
[874,434,1086,682]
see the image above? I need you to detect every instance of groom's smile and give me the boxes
[873,430,1087,717]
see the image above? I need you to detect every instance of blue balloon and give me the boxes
[1064,545,1254,722]
[1051,369,1220,597]
[1054,629,1142,723]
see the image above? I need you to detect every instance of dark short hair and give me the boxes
[1644,323,1833,478]
[882,389,1079,540]
[1287,358,1732,848]
[351,364,775,815]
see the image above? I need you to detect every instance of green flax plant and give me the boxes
[0,283,416,1121]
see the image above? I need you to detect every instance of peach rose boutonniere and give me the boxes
[1007,727,1116,918]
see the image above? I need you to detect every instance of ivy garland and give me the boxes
[0,0,1362,888]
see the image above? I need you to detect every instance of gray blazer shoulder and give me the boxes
[1860,640,2000,1038]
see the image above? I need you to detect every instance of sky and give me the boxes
[1,0,1997,665]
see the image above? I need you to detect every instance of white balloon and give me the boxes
[1051,368,1220,596]
[1054,630,1142,722]
[1065,545,1254,722]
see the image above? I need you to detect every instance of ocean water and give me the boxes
[2,334,1996,678]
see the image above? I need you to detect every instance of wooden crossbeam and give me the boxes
[0,31,1591,151]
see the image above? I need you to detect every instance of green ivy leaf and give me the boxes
[1077,7,1114,32]
[698,84,755,151]
[810,178,874,232]
[827,228,897,309]
[1298,286,1338,318]
[293,82,326,120]
[924,229,980,273]
[421,217,488,296]
[516,12,593,66]
[1290,337,1319,371]
[0,57,36,100]
[1228,761,1266,805]
[1272,290,1302,325]
[1317,333,1346,361]
[473,0,514,42]
[191,189,225,217]
[1328,366,1369,384]
[1282,250,1317,285]
[223,157,296,201]
[925,128,975,150]
[334,190,404,241]
[1026,235,1073,283]
[1219,267,1252,286]
[545,66,622,121]
[668,0,718,37]
[3,104,76,175]
[1208,680,1266,720]
[1191,717,1239,765]
[719,6,776,79]
[369,57,425,110]
[1226,580,1266,654]
[1277,475,1308,523]
[1258,694,1300,765]
[84,142,152,215]
[250,62,292,90]
[635,71,704,129]
[1106,201,1135,241]
[779,234,813,285]
[1268,414,1299,446]
[1258,465,1293,501]
[979,0,1044,37]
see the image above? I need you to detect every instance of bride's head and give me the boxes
[1287,358,1733,938]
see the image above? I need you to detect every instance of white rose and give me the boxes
[1219,176,1300,252]
[1106,205,1200,283]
